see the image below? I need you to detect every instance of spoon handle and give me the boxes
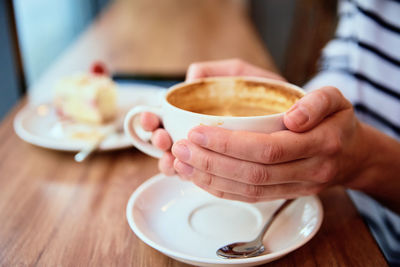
[74,137,103,162]
[74,124,121,163]
[255,199,296,242]
[217,198,297,258]
[255,199,295,243]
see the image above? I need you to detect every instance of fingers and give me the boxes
[284,86,352,133]
[140,112,161,131]
[194,178,319,202]
[186,59,285,82]
[194,183,264,203]
[151,129,172,151]
[188,126,321,164]
[172,139,326,201]
[140,112,173,151]
[159,152,176,176]
[140,112,174,176]
[172,139,324,184]
[176,162,321,202]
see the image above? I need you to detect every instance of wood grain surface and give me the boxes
[31,0,278,97]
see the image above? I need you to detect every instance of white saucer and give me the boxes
[126,174,323,267]
[14,83,165,151]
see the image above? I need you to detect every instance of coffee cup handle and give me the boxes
[124,105,164,159]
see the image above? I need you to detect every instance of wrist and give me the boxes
[345,123,400,212]
[345,123,379,189]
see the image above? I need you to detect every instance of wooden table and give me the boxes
[30,0,277,98]
[0,0,387,266]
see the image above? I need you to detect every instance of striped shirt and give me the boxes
[306,0,400,139]
[305,0,400,264]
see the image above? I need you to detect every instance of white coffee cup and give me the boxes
[124,76,305,158]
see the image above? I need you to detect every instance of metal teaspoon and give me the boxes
[216,199,295,259]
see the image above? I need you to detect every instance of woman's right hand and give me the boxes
[140,59,284,176]
[140,112,176,175]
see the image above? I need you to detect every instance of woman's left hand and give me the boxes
[171,86,370,202]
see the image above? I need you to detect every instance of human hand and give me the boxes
[185,58,285,81]
[140,59,285,176]
[171,86,370,201]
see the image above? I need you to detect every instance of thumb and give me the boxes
[284,86,352,132]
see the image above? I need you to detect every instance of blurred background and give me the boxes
[0,0,337,120]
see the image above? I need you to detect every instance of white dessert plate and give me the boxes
[126,174,324,267]
[14,83,165,151]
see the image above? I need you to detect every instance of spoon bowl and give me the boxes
[216,199,295,259]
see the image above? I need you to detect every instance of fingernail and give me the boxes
[189,131,207,146]
[172,143,191,161]
[174,160,194,176]
[286,105,309,127]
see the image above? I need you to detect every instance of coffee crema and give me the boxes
[166,78,304,117]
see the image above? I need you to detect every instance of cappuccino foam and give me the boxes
[167,78,303,117]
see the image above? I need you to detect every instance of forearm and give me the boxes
[349,123,400,213]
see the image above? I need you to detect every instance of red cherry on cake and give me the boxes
[90,61,108,75]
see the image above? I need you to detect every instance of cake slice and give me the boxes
[54,73,117,124]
